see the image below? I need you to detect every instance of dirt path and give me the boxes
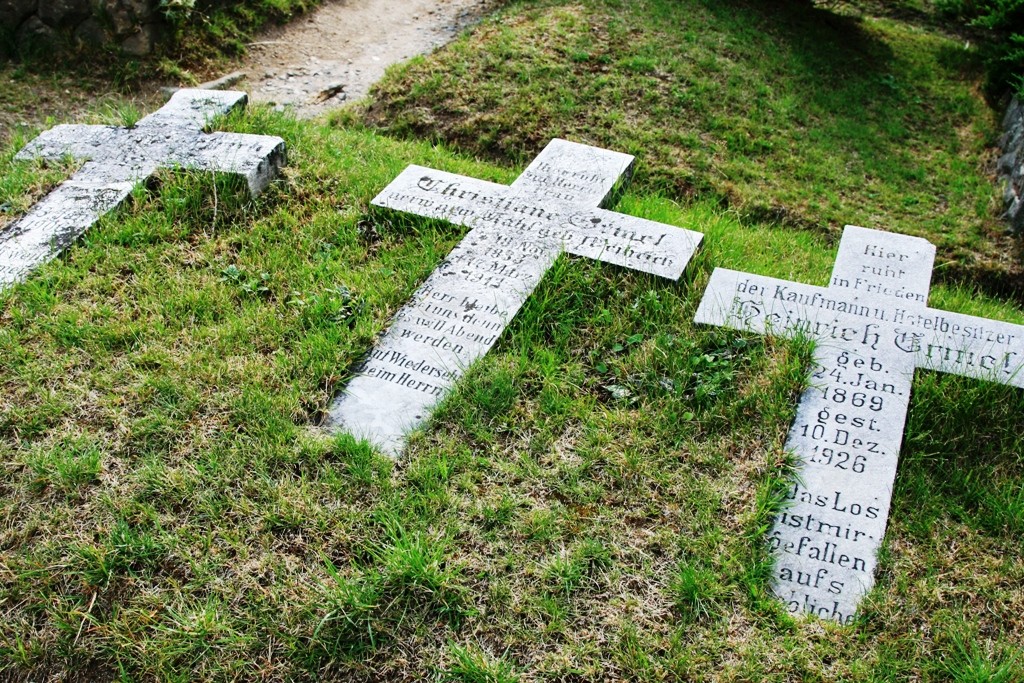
[0,0,492,141]
[237,0,493,118]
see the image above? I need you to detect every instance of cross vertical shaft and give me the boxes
[324,139,702,456]
[0,89,285,290]
[695,225,1024,622]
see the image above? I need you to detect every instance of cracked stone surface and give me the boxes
[1,89,286,290]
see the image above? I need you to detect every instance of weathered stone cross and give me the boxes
[0,89,286,290]
[695,225,1024,623]
[324,139,703,456]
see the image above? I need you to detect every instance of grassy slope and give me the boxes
[357,0,1020,296]
[0,105,1021,680]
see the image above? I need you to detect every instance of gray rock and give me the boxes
[2,89,286,290]
[694,225,1024,623]
[1006,117,1023,143]
[0,0,35,28]
[1011,200,1024,234]
[997,151,1016,176]
[74,16,110,46]
[107,0,153,35]
[324,139,703,456]
[37,0,91,27]
[1007,196,1021,219]
[997,96,1024,235]
[1003,95,1022,129]
[15,15,53,49]
[119,23,154,55]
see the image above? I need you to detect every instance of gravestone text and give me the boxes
[695,225,1024,623]
[325,139,703,456]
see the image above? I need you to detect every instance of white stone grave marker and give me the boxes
[325,139,703,456]
[694,225,1024,623]
[1,89,286,290]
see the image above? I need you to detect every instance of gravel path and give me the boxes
[237,0,493,118]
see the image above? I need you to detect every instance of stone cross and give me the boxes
[694,225,1024,623]
[325,138,703,456]
[1,89,286,290]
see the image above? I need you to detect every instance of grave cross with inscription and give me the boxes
[325,138,703,456]
[0,89,286,290]
[695,225,1024,624]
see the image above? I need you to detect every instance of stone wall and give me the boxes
[1,0,160,56]
[998,95,1024,236]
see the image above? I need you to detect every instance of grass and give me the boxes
[0,0,1022,679]
[2,0,325,81]
[159,0,325,67]
[354,0,1019,297]
[0,108,1020,679]
[0,127,77,227]
[0,63,165,144]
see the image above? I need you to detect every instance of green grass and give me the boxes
[0,103,1020,679]
[0,62,166,144]
[442,642,521,682]
[161,0,324,66]
[355,0,1017,296]
[2,0,325,78]
[0,0,1022,679]
[0,128,76,226]
[0,0,328,115]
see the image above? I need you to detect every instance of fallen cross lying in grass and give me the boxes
[695,225,1024,623]
[1,89,286,290]
[325,138,703,456]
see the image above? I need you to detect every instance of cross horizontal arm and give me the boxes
[374,166,699,280]
[166,131,287,195]
[370,165,512,229]
[14,125,120,164]
[698,269,1024,388]
[695,268,850,337]
[563,208,701,280]
[905,308,1024,388]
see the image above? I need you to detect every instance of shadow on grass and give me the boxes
[899,374,1024,539]
[706,0,896,81]
[363,0,1007,285]
[936,259,1024,307]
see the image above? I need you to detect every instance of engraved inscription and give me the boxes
[695,226,1024,622]
[325,139,703,456]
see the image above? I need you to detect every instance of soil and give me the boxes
[237,0,494,118]
[0,0,493,142]
[0,72,164,144]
